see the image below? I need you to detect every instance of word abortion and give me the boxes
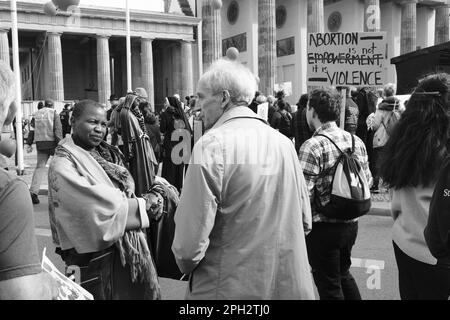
[309,32,359,47]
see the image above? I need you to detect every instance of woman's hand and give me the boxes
[142,192,164,221]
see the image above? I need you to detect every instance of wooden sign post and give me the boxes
[339,88,346,129]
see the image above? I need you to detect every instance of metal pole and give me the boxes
[11,0,24,174]
[126,0,132,92]
[197,0,203,77]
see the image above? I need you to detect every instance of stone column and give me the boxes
[364,0,380,32]
[258,0,276,96]
[400,0,418,55]
[307,0,324,33]
[0,29,10,66]
[202,0,222,72]
[47,32,64,101]
[172,43,182,95]
[97,35,111,106]
[164,0,172,13]
[141,38,155,111]
[435,4,450,45]
[181,40,194,101]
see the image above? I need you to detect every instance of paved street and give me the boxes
[5,145,399,300]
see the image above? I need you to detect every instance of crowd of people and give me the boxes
[1,56,450,300]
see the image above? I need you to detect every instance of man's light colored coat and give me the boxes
[172,106,315,300]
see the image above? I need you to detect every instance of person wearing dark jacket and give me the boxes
[271,100,293,139]
[370,96,400,191]
[424,157,450,271]
[160,96,191,192]
[267,95,277,124]
[248,91,260,114]
[275,90,292,113]
[291,94,312,154]
[141,106,162,164]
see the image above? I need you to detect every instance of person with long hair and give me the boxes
[379,73,450,299]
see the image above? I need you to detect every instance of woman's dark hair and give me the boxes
[380,73,450,189]
[167,96,191,132]
[308,87,341,123]
[355,87,378,120]
[276,90,285,99]
[297,94,309,109]
[278,100,286,111]
[167,96,184,119]
[71,100,104,122]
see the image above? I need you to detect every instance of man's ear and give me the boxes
[221,90,231,109]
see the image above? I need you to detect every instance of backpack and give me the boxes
[278,110,292,138]
[382,105,400,137]
[314,133,371,220]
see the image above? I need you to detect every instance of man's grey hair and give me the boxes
[198,59,258,105]
[0,60,16,129]
[383,83,396,97]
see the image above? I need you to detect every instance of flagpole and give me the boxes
[11,0,24,174]
[126,0,132,92]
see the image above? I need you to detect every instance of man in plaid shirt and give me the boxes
[298,87,372,300]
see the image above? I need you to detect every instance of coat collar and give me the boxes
[211,106,266,130]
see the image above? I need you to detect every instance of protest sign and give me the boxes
[274,82,292,96]
[257,102,269,121]
[41,248,94,300]
[307,32,387,87]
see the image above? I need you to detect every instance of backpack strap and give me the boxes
[315,133,344,155]
[316,132,355,155]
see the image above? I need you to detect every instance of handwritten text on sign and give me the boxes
[307,32,387,87]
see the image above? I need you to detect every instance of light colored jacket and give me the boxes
[34,107,56,142]
[172,106,315,300]
[391,186,437,265]
[48,136,129,253]
[372,97,400,148]
[372,109,391,148]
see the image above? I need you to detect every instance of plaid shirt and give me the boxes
[298,121,372,223]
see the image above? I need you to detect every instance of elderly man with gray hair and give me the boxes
[172,59,315,300]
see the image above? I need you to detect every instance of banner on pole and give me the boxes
[274,82,292,96]
[307,32,387,87]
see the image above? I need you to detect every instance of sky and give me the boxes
[24,0,165,12]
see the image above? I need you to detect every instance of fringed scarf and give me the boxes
[89,141,161,300]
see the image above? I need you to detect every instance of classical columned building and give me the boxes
[0,1,200,112]
[1,0,449,112]
[218,0,450,105]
